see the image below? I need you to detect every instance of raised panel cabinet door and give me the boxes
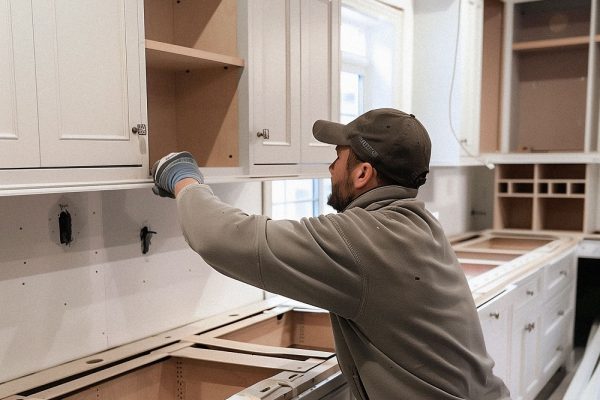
[0,0,40,168]
[251,0,301,165]
[510,303,543,400]
[477,290,512,388]
[32,0,145,167]
[299,0,339,164]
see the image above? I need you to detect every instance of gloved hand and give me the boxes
[151,151,204,198]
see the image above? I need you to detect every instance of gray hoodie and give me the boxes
[177,183,510,399]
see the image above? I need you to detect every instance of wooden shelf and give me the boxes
[512,35,596,51]
[145,40,244,71]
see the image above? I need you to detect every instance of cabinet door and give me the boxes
[251,0,301,164]
[477,289,512,389]
[511,301,543,400]
[0,0,40,168]
[32,0,145,167]
[299,0,338,164]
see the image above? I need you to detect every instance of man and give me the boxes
[152,108,510,399]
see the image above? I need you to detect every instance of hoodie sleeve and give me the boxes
[176,183,364,319]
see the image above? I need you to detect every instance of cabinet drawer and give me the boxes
[541,284,573,338]
[513,273,542,310]
[541,308,573,382]
[544,250,575,300]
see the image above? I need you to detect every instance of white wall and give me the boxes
[0,182,264,383]
[418,166,494,236]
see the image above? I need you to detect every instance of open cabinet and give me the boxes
[0,300,349,400]
[143,0,243,169]
[499,0,600,154]
[493,163,598,232]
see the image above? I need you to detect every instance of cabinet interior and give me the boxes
[144,0,242,167]
[514,48,588,152]
[217,310,335,353]
[43,357,282,400]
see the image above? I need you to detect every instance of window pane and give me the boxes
[340,71,361,117]
[341,8,367,56]
[285,179,314,202]
[271,180,286,204]
[287,201,313,220]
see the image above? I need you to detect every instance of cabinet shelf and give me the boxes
[512,35,600,52]
[145,40,244,71]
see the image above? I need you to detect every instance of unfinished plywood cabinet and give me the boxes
[493,164,599,232]
[0,301,348,399]
[500,0,600,154]
[144,0,243,169]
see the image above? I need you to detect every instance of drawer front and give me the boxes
[513,273,542,310]
[541,284,574,337]
[544,250,576,300]
[541,308,573,382]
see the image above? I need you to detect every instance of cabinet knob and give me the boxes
[489,312,500,319]
[526,290,535,296]
[560,270,568,276]
[556,346,564,352]
[525,322,536,332]
[557,310,565,316]
[257,129,270,139]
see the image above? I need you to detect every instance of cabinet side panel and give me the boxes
[480,0,503,153]
[147,69,178,166]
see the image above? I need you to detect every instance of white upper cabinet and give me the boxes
[412,0,484,165]
[0,0,40,168]
[245,0,339,168]
[32,0,145,167]
[1,0,147,193]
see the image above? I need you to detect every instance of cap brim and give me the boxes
[312,120,350,145]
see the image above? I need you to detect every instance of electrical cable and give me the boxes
[448,0,495,170]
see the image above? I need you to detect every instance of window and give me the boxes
[340,0,411,117]
[267,1,412,220]
[268,179,335,220]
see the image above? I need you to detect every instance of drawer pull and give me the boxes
[559,270,568,276]
[526,290,535,296]
[558,310,565,316]
[525,323,535,332]
[489,312,500,319]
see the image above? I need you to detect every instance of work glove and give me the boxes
[151,151,204,198]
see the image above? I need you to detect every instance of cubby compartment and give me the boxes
[143,0,243,167]
[498,164,535,179]
[538,164,586,179]
[513,0,591,44]
[496,197,534,230]
[512,182,534,194]
[538,198,585,231]
[512,48,588,152]
[193,308,336,358]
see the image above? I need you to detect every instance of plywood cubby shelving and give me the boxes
[144,0,243,168]
[494,164,591,232]
[501,0,600,154]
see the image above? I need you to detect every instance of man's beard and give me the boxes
[327,175,355,212]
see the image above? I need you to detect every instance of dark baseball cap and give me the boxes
[312,108,431,188]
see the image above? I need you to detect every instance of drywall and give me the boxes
[0,182,264,383]
[418,166,494,235]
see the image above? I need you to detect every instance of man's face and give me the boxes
[327,146,356,212]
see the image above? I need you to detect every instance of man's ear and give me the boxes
[351,162,377,191]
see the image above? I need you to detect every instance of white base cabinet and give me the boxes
[478,249,577,400]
